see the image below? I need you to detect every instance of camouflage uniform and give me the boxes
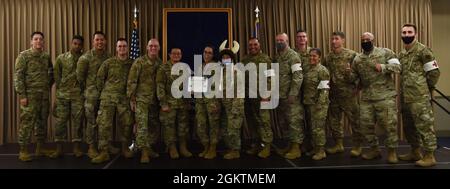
[156,61,190,146]
[96,56,134,150]
[54,51,83,142]
[398,41,440,152]
[303,63,330,148]
[274,47,304,144]
[323,48,363,144]
[241,52,273,145]
[295,46,312,72]
[346,47,401,148]
[221,64,245,151]
[127,55,161,150]
[14,48,54,145]
[195,63,221,145]
[76,49,110,145]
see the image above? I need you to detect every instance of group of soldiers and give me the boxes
[14,23,440,167]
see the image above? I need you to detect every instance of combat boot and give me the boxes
[284,143,301,159]
[73,142,83,157]
[362,146,381,160]
[148,147,160,158]
[198,142,209,157]
[168,143,179,159]
[387,148,398,164]
[48,142,63,158]
[223,150,240,160]
[121,142,134,158]
[415,151,436,167]
[245,143,259,155]
[18,145,32,162]
[87,144,99,159]
[91,149,110,164]
[276,142,292,156]
[312,147,326,160]
[204,142,217,159]
[140,147,150,164]
[350,144,362,157]
[35,141,54,157]
[257,143,271,158]
[179,139,192,158]
[108,143,120,155]
[399,147,423,161]
[326,139,344,154]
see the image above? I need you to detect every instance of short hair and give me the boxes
[116,37,127,44]
[402,23,417,32]
[31,31,44,39]
[93,31,106,39]
[204,45,215,52]
[332,31,346,39]
[170,47,182,53]
[309,48,322,57]
[72,35,84,43]
[297,29,307,34]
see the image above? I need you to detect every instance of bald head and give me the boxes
[361,32,374,41]
[275,33,289,51]
[147,38,160,59]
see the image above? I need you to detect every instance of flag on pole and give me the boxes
[130,6,140,60]
[254,6,260,39]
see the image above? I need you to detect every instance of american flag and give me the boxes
[129,7,140,60]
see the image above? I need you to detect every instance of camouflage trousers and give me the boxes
[328,96,363,145]
[402,98,437,152]
[195,101,221,145]
[54,97,84,142]
[360,98,398,148]
[222,99,245,150]
[135,101,160,149]
[244,99,273,144]
[160,107,189,145]
[84,98,99,145]
[305,103,329,147]
[18,92,50,145]
[97,100,133,150]
[276,98,304,144]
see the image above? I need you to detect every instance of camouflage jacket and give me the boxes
[323,48,358,99]
[241,52,272,100]
[398,41,440,103]
[127,55,161,104]
[295,46,312,72]
[303,63,330,105]
[14,48,54,99]
[274,47,303,99]
[346,47,401,101]
[96,56,133,102]
[156,61,190,108]
[54,51,82,99]
[76,48,110,99]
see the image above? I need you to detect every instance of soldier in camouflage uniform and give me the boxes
[14,31,54,161]
[127,39,162,163]
[345,32,401,164]
[157,48,192,159]
[323,32,363,157]
[91,38,134,164]
[273,33,305,160]
[398,24,440,167]
[49,35,85,158]
[218,40,245,160]
[195,45,221,159]
[294,29,314,154]
[241,38,274,158]
[303,48,330,161]
[76,31,111,158]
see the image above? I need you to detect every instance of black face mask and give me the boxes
[402,36,415,44]
[361,41,373,52]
